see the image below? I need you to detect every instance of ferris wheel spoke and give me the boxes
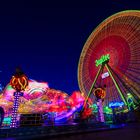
[111,67,140,102]
[118,66,140,82]
[126,67,140,75]
[78,10,140,108]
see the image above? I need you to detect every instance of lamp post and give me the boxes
[10,67,28,128]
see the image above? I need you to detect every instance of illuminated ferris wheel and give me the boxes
[78,10,140,109]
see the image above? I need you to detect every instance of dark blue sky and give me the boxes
[0,0,140,94]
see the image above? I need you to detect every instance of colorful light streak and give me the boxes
[0,81,88,123]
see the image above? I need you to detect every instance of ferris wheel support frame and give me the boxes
[105,64,127,105]
[107,64,140,104]
[82,60,128,110]
[83,65,103,109]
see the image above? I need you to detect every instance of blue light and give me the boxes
[109,101,124,108]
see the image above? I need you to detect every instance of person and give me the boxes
[0,106,4,127]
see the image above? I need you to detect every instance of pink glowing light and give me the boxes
[1,80,92,121]
[3,79,49,101]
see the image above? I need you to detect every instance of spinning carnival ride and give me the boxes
[78,10,140,111]
[0,80,85,123]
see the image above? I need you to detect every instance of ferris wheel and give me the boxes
[78,10,140,109]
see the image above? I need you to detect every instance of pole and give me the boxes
[10,92,23,128]
[97,99,105,122]
[10,92,20,128]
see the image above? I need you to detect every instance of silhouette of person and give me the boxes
[0,106,4,127]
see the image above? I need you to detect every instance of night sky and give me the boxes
[0,0,140,94]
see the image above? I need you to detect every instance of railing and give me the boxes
[2,113,43,127]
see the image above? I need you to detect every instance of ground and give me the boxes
[1,123,140,140]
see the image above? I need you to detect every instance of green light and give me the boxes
[89,103,97,109]
[95,54,110,67]
[3,117,11,125]
[105,64,127,106]
[127,93,136,110]
[127,93,132,98]
[103,106,112,114]
[90,104,98,113]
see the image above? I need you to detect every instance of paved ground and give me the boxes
[48,123,140,140]
[1,123,140,140]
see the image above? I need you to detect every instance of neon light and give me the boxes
[94,88,106,99]
[127,93,132,98]
[10,68,28,128]
[3,117,11,125]
[101,72,109,79]
[10,75,28,91]
[95,54,110,67]
[103,106,112,114]
[109,101,124,108]
[127,93,136,110]
[10,92,23,128]
[1,79,88,123]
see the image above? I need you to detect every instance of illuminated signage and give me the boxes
[95,54,110,67]
[101,72,109,79]
[109,101,124,108]
[94,88,106,99]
